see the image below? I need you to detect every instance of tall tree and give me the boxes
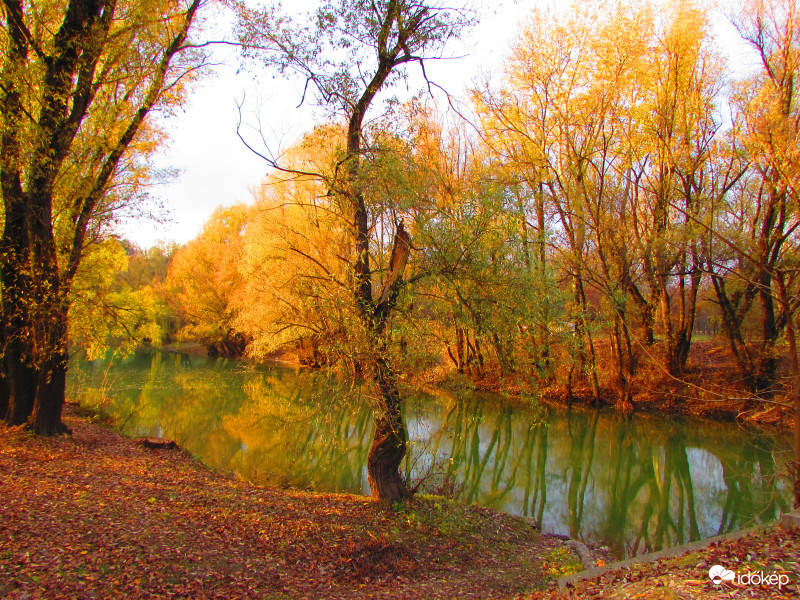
[235,0,472,500]
[0,0,206,434]
[731,0,800,503]
[635,0,723,375]
[477,0,655,410]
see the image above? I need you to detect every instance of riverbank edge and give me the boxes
[558,522,773,587]
[413,376,794,439]
[551,518,800,600]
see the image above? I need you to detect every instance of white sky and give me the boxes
[117,0,761,249]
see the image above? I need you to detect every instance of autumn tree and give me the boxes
[68,238,168,360]
[0,0,206,434]
[716,0,799,395]
[474,0,744,407]
[632,1,724,375]
[234,0,472,501]
[234,126,355,366]
[477,0,660,410]
[399,105,572,386]
[163,204,250,357]
[729,0,800,503]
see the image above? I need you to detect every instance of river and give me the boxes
[68,350,792,558]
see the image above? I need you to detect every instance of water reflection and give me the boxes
[69,351,791,557]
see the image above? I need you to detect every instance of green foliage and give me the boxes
[542,546,583,579]
[0,0,206,432]
[69,239,170,360]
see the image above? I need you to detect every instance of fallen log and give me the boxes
[139,437,178,450]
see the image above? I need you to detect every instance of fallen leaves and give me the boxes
[0,405,567,599]
[555,528,800,600]
[12,405,794,600]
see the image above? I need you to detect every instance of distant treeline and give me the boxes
[75,0,799,413]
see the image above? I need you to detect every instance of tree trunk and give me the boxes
[754,272,779,395]
[709,270,757,389]
[669,257,701,375]
[367,357,410,502]
[1,275,37,426]
[1,190,37,425]
[0,341,8,419]
[29,306,70,436]
[572,274,600,402]
[611,311,635,413]
[775,272,800,507]
[29,352,69,435]
[359,222,412,502]
[3,344,37,425]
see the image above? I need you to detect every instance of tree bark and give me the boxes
[363,224,413,501]
[2,342,36,426]
[0,217,37,426]
[0,327,8,417]
[367,357,410,502]
[611,311,635,413]
[28,303,70,436]
[572,273,600,402]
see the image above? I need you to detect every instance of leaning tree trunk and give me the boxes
[362,223,412,501]
[335,1,434,501]
[344,57,412,501]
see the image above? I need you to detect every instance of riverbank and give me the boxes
[158,338,796,433]
[2,405,798,599]
[553,522,800,599]
[0,404,580,599]
[419,339,795,431]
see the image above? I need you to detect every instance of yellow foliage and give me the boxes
[163,204,250,346]
[235,129,356,360]
[69,239,166,359]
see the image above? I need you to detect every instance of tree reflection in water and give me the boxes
[70,351,792,557]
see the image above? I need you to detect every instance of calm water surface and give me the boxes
[68,350,792,557]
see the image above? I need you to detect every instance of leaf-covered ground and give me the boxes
[0,405,575,599]
[3,405,799,599]
[549,527,800,600]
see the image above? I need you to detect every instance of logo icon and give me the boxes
[708,565,736,585]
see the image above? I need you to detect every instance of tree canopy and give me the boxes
[0,0,207,433]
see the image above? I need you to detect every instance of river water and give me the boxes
[68,350,792,557]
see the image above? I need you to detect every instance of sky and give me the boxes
[117,0,760,249]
